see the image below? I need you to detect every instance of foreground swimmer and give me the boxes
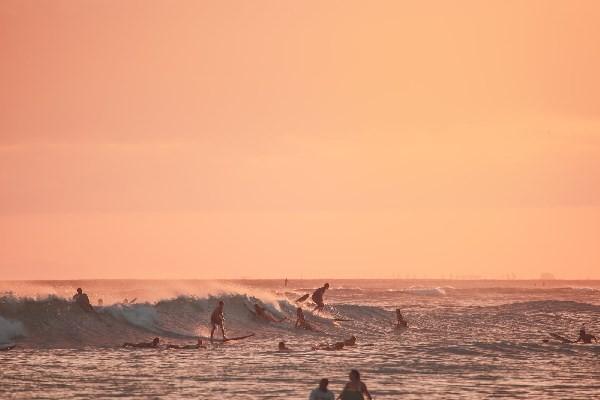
[575,327,598,344]
[338,369,372,400]
[309,378,335,400]
[312,283,330,312]
[123,337,160,348]
[210,301,227,342]
[395,308,408,328]
[253,304,286,323]
[295,307,317,331]
[166,338,205,350]
[73,288,94,313]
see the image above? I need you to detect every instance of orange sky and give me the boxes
[1,1,599,279]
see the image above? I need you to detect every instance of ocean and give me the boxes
[1,279,599,399]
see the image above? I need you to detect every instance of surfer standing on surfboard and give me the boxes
[311,283,329,312]
[210,301,227,342]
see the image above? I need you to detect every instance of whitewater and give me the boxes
[1,279,599,399]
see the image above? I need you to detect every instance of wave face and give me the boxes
[1,279,600,348]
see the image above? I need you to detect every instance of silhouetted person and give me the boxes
[338,369,372,400]
[312,283,329,312]
[277,341,290,352]
[123,337,160,348]
[312,341,345,351]
[344,336,357,346]
[166,338,205,349]
[295,307,317,331]
[575,327,598,344]
[253,304,286,323]
[395,308,408,328]
[310,378,335,400]
[73,288,94,312]
[210,301,226,341]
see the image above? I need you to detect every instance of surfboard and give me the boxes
[213,333,255,343]
[550,333,574,343]
[295,294,310,303]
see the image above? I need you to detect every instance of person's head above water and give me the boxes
[278,341,287,350]
[76,288,82,294]
[345,336,357,345]
[349,369,361,382]
[324,283,330,289]
[318,378,329,391]
[218,300,224,307]
[296,307,303,315]
[152,337,160,346]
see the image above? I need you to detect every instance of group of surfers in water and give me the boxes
[71,284,596,349]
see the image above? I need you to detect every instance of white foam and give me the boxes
[0,316,25,343]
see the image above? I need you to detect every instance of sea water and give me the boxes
[1,279,599,399]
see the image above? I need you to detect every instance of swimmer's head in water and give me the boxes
[77,288,82,294]
[324,283,330,289]
[349,369,360,381]
[278,341,286,350]
[152,337,160,346]
[319,378,329,391]
[218,301,224,306]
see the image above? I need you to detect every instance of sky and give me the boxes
[1,0,599,279]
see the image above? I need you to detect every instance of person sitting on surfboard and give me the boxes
[311,283,329,312]
[73,288,94,313]
[252,304,286,323]
[210,301,227,341]
[123,337,160,348]
[575,327,598,344]
[295,307,317,331]
[166,338,205,350]
[395,308,408,328]
[278,341,291,352]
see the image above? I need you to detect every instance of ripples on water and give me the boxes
[1,280,599,399]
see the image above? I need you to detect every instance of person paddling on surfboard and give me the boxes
[72,288,94,313]
[123,337,160,348]
[575,326,598,344]
[311,283,329,312]
[166,338,205,350]
[210,301,227,342]
[252,304,286,323]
